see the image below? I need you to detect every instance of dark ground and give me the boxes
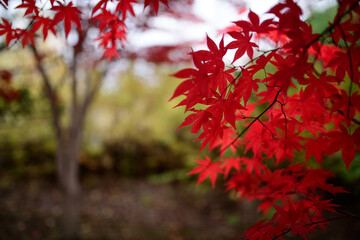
[0,175,258,240]
[1,175,360,240]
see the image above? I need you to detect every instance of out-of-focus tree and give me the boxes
[0,0,216,238]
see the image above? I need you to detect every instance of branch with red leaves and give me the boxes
[172,0,360,239]
[271,212,360,240]
[0,0,170,60]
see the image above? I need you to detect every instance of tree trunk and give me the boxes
[31,43,102,240]
[57,128,82,240]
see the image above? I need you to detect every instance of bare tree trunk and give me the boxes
[31,40,103,239]
[32,45,82,240]
[57,129,82,240]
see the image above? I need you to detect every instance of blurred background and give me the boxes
[0,0,360,239]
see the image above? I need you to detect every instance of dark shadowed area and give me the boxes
[0,176,258,240]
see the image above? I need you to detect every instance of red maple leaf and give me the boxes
[234,69,260,106]
[51,1,82,37]
[233,10,274,34]
[20,29,36,47]
[188,156,223,188]
[32,16,57,40]
[273,201,310,240]
[206,91,246,129]
[171,54,211,103]
[195,124,227,152]
[330,89,360,123]
[270,54,310,93]
[241,157,266,175]
[91,9,123,31]
[215,126,237,155]
[102,45,120,61]
[269,0,303,19]
[144,0,169,14]
[302,71,339,104]
[308,44,342,67]
[116,0,137,20]
[0,18,14,45]
[327,124,359,169]
[304,136,328,164]
[16,0,38,16]
[177,109,214,134]
[206,34,227,60]
[326,49,360,84]
[227,31,258,62]
[221,157,241,178]
[91,0,111,16]
[304,197,339,215]
[242,218,281,240]
[246,50,276,75]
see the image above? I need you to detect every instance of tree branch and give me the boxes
[337,23,354,127]
[71,48,78,119]
[337,109,360,125]
[277,100,288,140]
[220,48,280,98]
[218,89,281,156]
[76,63,108,132]
[30,45,63,141]
[272,213,360,240]
[303,0,359,53]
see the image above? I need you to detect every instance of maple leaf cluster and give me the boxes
[0,0,169,60]
[172,0,360,239]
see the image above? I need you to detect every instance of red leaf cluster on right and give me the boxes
[172,0,360,239]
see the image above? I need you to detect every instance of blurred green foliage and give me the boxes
[80,64,201,178]
[308,6,338,34]
[0,88,32,118]
[0,47,200,182]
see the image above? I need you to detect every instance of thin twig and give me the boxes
[9,0,50,48]
[303,1,359,53]
[218,89,281,156]
[272,215,358,240]
[337,23,354,128]
[30,44,63,141]
[220,48,279,98]
[277,100,287,140]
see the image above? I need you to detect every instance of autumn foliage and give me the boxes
[0,0,171,60]
[171,0,360,239]
[1,0,360,239]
